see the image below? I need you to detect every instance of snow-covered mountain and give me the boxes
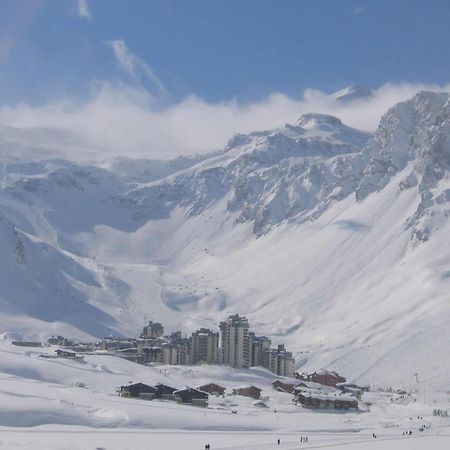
[331,84,374,103]
[1,91,449,388]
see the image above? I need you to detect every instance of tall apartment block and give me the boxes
[219,314,250,368]
[249,332,272,367]
[190,328,219,364]
[142,321,164,338]
[265,344,295,377]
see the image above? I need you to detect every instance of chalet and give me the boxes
[154,383,178,400]
[272,380,296,393]
[119,383,157,399]
[295,392,358,410]
[232,386,262,399]
[294,381,337,395]
[173,388,209,407]
[295,370,346,387]
[197,383,226,396]
[55,348,83,359]
[336,383,366,400]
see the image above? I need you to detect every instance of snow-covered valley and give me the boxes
[0,91,450,446]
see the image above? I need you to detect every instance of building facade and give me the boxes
[249,332,272,367]
[219,314,250,368]
[142,321,164,338]
[264,344,295,377]
[190,328,219,364]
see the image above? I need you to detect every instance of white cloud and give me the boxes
[109,40,167,96]
[76,0,92,21]
[0,81,449,161]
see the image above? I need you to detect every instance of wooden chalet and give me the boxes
[296,392,358,410]
[295,370,346,387]
[119,383,158,399]
[272,380,296,393]
[154,383,178,400]
[55,348,83,359]
[232,386,262,399]
[174,388,209,407]
[197,383,226,396]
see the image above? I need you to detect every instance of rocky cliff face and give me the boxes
[357,92,450,242]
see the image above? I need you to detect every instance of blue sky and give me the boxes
[0,0,449,106]
[0,0,449,159]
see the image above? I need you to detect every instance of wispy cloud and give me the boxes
[0,0,43,63]
[352,6,365,15]
[109,39,167,96]
[76,0,92,21]
[0,81,449,161]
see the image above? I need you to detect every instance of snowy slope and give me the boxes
[0,91,449,390]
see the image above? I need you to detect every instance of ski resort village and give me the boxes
[2,89,450,448]
[12,315,362,410]
[1,1,450,448]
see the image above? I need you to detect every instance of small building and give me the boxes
[55,348,83,359]
[232,386,262,399]
[154,383,178,400]
[294,381,337,395]
[174,388,209,407]
[272,380,296,393]
[198,383,226,396]
[296,392,358,410]
[336,383,365,400]
[119,383,157,399]
[295,370,346,387]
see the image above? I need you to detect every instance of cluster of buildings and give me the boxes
[41,314,294,376]
[117,372,362,411]
[117,381,266,408]
[272,376,364,410]
[112,314,295,377]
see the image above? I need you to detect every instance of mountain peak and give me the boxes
[331,84,374,103]
[296,113,343,129]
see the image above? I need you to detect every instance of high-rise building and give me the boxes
[249,332,272,367]
[190,328,219,364]
[219,314,250,368]
[264,344,295,377]
[142,321,164,338]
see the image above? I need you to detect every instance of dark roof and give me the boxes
[174,387,209,399]
[155,383,177,394]
[233,385,262,392]
[120,383,157,396]
[198,383,226,394]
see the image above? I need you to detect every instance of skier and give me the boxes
[277,438,280,445]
